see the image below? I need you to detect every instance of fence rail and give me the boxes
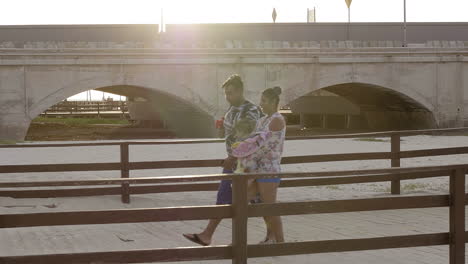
[1,127,467,149]
[1,127,468,200]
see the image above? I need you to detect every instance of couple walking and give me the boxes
[183,74,285,245]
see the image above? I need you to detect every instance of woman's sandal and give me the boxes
[258,237,276,244]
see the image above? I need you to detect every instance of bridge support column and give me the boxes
[345,114,351,129]
[0,114,31,141]
[299,113,305,129]
[0,66,31,141]
[321,114,328,129]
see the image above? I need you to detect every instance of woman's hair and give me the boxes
[262,86,282,106]
[234,118,256,139]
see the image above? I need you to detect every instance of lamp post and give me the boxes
[345,0,352,40]
[347,4,350,23]
[307,7,316,23]
[157,8,165,33]
[403,0,407,47]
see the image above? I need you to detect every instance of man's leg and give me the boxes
[196,179,232,244]
[194,218,222,245]
[184,178,232,245]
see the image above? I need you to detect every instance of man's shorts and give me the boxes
[216,168,233,205]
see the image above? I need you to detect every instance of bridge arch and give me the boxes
[27,76,217,138]
[28,74,217,118]
[284,80,437,130]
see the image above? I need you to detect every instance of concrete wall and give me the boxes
[163,22,468,43]
[0,24,158,47]
[2,23,468,49]
[5,23,468,44]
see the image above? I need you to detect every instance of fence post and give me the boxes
[97,102,100,118]
[231,175,248,264]
[391,133,401,194]
[449,168,465,264]
[120,143,130,204]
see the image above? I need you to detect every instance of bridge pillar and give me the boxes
[299,113,305,129]
[0,114,31,141]
[0,66,31,141]
[321,114,328,129]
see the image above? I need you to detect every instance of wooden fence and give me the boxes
[0,164,467,263]
[1,127,468,263]
[1,127,468,202]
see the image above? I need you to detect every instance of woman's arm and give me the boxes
[232,131,272,158]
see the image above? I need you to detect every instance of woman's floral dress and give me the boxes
[232,112,286,175]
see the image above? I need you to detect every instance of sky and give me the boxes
[2,0,468,25]
[2,0,467,100]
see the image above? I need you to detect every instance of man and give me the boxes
[183,74,262,246]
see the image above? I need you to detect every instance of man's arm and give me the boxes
[221,155,237,171]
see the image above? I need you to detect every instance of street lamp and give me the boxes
[403,0,407,47]
[345,0,352,23]
[345,0,352,39]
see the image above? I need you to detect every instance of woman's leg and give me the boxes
[247,179,258,201]
[257,181,284,242]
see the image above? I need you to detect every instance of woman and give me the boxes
[251,86,286,243]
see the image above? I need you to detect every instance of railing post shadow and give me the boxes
[120,143,130,204]
[391,133,401,194]
[449,168,465,264]
[232,175,248,264]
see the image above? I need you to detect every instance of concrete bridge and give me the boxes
[1,23,468,139]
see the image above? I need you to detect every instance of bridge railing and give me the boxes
[1,127,468,202]
[42,100,128,116]
[0,164,466,263]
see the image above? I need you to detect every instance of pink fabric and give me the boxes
[232,112,286,174]
[231,131,272,158]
